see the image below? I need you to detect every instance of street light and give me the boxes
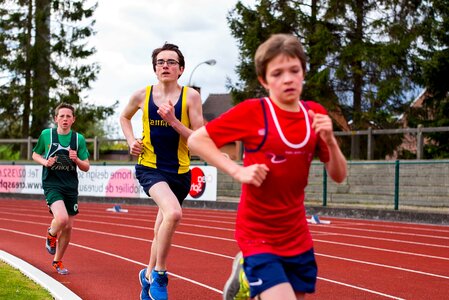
[188,59,217,86]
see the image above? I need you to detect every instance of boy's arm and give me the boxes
[120,88,145,156]
[309,110,347,183]
[323,138,347,183]
[69,149,90,172]
[32,152,57,168]
[188,127,269,187]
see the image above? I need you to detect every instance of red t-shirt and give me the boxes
[206,97,330,257]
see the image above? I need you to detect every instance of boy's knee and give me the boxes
[167,209,182,224]
[55,215,70,227]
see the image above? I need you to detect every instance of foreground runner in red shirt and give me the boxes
[188,33,347,300]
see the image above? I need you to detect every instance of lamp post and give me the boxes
[188,59,217,87]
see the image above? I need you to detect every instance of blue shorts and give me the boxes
[243,248,317,298]
[135,164,191,205]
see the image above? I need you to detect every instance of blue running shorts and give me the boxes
[243,248,317,298]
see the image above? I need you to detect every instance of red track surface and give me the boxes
[0,198,448,299]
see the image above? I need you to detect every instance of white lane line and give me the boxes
[0,227,223,294]
[1,227,407,299]
[0,217,235,242]
[310,229,449,249]
[0,211,236,232]
[328,218,449,232]
[314,238,449,261]
[310,224,449,241]
[316,253,449,280]
[317,277,405,300]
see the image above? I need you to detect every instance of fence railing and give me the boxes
[0,137,126,161]
[335,125,449,159]
[1,125,449,161]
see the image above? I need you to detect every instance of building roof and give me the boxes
[202,93,234,122]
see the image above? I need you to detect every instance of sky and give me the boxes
[86,1,255,117]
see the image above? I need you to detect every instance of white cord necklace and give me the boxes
[264,97,311,149]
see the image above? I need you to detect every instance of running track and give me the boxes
[0,198,448,300]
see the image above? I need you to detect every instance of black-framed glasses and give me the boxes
[156,59,179,67]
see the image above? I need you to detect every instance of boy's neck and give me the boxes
[57,127,71,135]
[153,82,182,104]
[156,81,181,94]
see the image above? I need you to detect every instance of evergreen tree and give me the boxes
[0,0,115,153]
[408,0,449,158]
[227,0,426,159]
[227,1,349,129]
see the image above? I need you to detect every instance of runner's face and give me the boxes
[259,54,304,110]
[155,50,184,82]
[55,108,75,131]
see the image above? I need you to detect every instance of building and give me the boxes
[202,93,242,160]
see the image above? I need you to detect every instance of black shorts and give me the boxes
[135,164,191,205]
[44,188,79,216]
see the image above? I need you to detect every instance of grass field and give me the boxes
[0,261,53,300]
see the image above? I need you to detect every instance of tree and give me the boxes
[227,0,427,159]
[407,0,449,158]
[227,0,303,102]
[0,0,115,157]
[227,0,350,129]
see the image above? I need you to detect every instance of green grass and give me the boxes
[0,261,53,300]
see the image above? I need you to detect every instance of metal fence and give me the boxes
[306,159,449,210]
[1,125,449,161]
[335,125,449,160]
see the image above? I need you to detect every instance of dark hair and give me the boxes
[255,34,307,82]
[151,42,185,71]
[55,103,75,116]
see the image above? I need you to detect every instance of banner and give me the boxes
[0,164,217,201]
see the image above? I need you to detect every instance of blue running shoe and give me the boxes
[139,268,151,300]
[149,269,168,300]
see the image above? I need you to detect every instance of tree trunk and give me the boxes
[351,0,365,159]
[31,0,51,138]
[20,0,33,159]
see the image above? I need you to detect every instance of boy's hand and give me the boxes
[157,99,176,126]
[129,139,143,156]
[45,156,57,167]
[308,110,336,146]
[69,149,78,162]
[232,164,269,187]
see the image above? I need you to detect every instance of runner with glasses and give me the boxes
[120,42,203,300]
[155,59,179,67]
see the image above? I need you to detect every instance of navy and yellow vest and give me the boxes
[138,85,191,174]
[43,128,79,192]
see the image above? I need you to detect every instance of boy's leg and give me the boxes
[140,210,163,300]
[146,181,182,300]
[47,200,72,275]
[48,200,70,236]
[46,200,69,255]
[148,181,182,271]
[53,215,74,262]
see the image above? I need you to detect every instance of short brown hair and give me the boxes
[255,34,307,82]
[55,103,75,117]
[151,42,185,72]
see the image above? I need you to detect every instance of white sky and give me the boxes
[83,0,256,137]
[85,0,255,110]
